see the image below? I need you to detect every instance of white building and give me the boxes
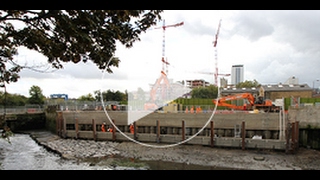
[231,64,244,85]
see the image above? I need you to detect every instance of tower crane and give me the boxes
[154,20,184,76]
[144,20,184,111]
[196,71,230,77]
[213,19,229,86]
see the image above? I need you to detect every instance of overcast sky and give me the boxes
[5,10,320,99]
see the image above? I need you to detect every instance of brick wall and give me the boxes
[267,91,312,101]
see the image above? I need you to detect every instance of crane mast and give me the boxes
[213,19,222,86]
[144,20,184,111]
[194,20,228,81]
[154,20,184,76]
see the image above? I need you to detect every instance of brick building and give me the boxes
[186,79,210,88]
[220,83,313,102]
[260,83,313,101]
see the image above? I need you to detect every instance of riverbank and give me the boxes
[23,130,320,170]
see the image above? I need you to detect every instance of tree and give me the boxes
[0,91,28,106]
[0,10,162,144]
[236,79,261,88]
[28,85,45,105]
[78,93,95,101]
[0,10,163,85]
[191,85,218,99]
[94,89,127,102]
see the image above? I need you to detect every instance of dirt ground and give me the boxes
[114,141,320,170]
[26,130,320,170]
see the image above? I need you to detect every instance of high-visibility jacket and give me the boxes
[190,107,194,113]
[101,124,106,132]
[129,124,134,134]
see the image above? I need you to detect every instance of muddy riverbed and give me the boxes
[2,130,320,170]
[0,132,229,170]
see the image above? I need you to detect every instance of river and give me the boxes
[0,133,227,170]
[0,133,111,170]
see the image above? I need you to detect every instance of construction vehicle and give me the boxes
[144,70,170,111]
[212,93,279,112]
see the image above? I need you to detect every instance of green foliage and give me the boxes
[94,89,127,102]
[191,85,218,99]
[78,93,95,101]
[236,79,261,88]
[28,85,45,104]
[0,10,163,85]
[0,91,28,106]
[283,97,320,110]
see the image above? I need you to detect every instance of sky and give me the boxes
[5,10,320,99]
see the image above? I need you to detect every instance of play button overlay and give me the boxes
[100,55,219,148]
[127,70,191,125]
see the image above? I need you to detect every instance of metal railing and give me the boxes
[0,105,44,114]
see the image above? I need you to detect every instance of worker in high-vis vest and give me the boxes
[107,125,113,132]
[101,122,106,132]
[129,123,134,134]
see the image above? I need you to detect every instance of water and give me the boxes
[0,133,232,170]
[0,134,109,170]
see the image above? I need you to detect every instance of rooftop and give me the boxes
[261,83,312,91]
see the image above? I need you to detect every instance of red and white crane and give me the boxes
[144,20,184,110]
[154,20,184,76]
[213,19,230,86]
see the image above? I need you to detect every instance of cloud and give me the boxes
[215,10,320,87]
[270,10,320,54]
[5,10,320,98]
[228,10,275,41]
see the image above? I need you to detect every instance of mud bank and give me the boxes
[27,130,320,170]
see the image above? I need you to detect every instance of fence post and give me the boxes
[210,121,214,147]
[133,121,137,140]
[295,121,299,151]
[92,119,96,141]
[241,121,246,150]
[112,119,116,141]
[291,122,296,152]
[75,118,79,139]
[285,122,290,154]
[156,120,160,143]
[290,121,300,153]
[182,120,185,141]
[56,112,62,137]
[62,114,66,138]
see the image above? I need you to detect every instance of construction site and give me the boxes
[4,19,320,157]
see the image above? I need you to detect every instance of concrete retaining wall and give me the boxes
[62,111,281,131]
[287,106,320,149]
[56,111,289,151]
[288,106,320,129]
[4,112,46,131]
